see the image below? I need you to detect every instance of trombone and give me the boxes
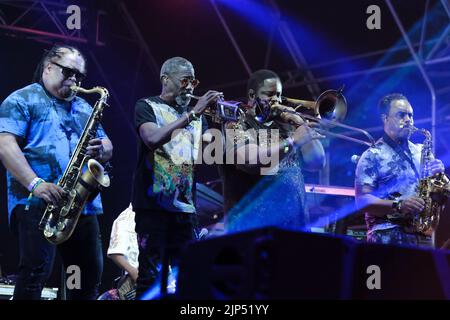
[271,88,376,147]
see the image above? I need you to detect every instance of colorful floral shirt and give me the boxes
[355,137,423,233]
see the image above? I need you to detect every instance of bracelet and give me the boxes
[31,178,45,194]
[282,137,295,154]
[27,177,43,192]
[282,139,290,154]
[25,178,45,211]
[287,137,295,148]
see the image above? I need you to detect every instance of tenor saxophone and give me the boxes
[38,85,111,245]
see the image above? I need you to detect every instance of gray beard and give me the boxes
[175,95,191,107]
[59,86,76,101]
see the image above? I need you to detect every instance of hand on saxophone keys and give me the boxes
[32,182,66,206]
[86,138,105,161]
[398,196,425,217]
[426,159,446,176]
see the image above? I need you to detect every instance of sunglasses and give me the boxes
[51,61,86,82]
[168,75,200,88]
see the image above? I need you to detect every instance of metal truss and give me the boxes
[0,0,161,139]
[207,0,447,182]
[0,0,105,45]
[1,0,449,176]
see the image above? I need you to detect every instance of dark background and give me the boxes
[0,0,448,295]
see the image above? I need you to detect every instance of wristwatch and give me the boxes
[392,199,403,213]
[188,110,199,121]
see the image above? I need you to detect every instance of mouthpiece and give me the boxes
[185,93,200,99]
[399,123,418,132]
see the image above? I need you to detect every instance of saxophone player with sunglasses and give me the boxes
[355,93,447,247]
[0,45,113,299]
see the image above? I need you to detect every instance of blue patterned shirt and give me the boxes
[0,83,108,220]
[355,137,423,233]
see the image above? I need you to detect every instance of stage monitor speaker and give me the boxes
[177,227,354,299]
[177,226,450,299]
[350,242,450,299]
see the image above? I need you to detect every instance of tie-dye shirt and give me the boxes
[355,137,423,233]
[0,83,107,220]
[132,97,205,213]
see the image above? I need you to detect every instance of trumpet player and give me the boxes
[220,69,325,233]
[355,93,447,247]
[0,44,113,299]
[131,57,221,299]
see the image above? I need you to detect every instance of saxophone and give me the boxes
[38,85,111,245]
[411,126,450,235]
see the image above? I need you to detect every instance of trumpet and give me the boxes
[271,88,376,147]
[186,93,245,123]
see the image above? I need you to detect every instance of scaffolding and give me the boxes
[1,0,449,181]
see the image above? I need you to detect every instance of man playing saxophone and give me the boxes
[355,93,447,247]
[0,44,113,299]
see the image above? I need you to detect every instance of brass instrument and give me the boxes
[38,85,111,245]
[408,125,450,235]
[271,88,376,147]
[186,93,245,123]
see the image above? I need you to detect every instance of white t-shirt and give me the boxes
[107,204,139,270]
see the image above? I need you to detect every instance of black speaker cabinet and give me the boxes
[177,227,354,299]
[177,226,450,299]
[350,242,450,299]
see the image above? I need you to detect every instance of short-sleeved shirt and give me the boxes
[219,115,307,233]
[107,204,139,270]
[0,83,108,220]
[355,137,423,233]
[132,97,207,214]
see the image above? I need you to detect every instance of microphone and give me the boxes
[198,228,209,240]
[351,155,361,164]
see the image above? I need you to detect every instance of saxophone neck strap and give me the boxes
[383,133,420,180]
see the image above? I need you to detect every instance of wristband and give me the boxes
[25,178,45,211]
[28,177,43,192]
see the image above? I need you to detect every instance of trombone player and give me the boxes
[219,69,326,232]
